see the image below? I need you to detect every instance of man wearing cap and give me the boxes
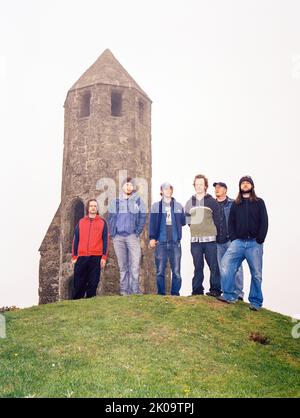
[218,176,268,311]
[149,182,186,295]
[108,177,146,295]
[185,174,221,297]
[213,181,244,301]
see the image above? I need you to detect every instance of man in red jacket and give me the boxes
[72,199,109,299]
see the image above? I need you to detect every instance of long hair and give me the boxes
[85,199,99,215]
[235,189,259,204]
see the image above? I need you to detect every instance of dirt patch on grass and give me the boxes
[249,332,270,345]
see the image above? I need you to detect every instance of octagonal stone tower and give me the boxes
[39,49,156,304]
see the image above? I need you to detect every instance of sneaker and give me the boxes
[249,305,261,311]
[206,291,221,298]
[217,295,236,304]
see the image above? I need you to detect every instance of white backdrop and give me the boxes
[0,0,299,317]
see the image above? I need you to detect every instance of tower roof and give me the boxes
[69,49,151,101]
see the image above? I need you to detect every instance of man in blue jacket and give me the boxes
[149,182,186,296]
[108,178,146,295]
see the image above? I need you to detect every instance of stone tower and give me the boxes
[39,49,156,304]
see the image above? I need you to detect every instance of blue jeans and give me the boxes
[217,242,244,299]
[191,241,221,295]
[221,239,264,308]
[155,241,182,295]
[113,234,142,295]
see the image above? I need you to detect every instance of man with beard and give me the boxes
[108,178,146,296]
[218,176,268,311]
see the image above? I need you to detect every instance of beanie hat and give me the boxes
[239,176,254,187]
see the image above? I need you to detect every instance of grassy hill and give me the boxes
[0,295,299,398]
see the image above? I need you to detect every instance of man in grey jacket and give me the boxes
[108,178,146,295]
[185,174,221,297]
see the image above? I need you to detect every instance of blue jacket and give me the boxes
[149,198,186,241]
[108,193,146,238]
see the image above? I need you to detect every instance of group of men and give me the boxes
[71,174,268,311]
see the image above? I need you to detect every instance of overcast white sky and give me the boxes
[1,0,300,317]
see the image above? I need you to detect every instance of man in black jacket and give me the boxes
[218,176,268,310]
[214,181,244,300]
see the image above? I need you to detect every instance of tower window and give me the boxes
[138,100,145,123]
[80,91,91,118]
[111,92,122,117]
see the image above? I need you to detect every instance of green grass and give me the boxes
[0,295,299,398]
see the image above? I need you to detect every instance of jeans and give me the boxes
[155,241,182,295]
[113,234,142,295]
[73,256,101,299]
[217,242,244,299]
[191,241,221,295]
[220,239,264,308]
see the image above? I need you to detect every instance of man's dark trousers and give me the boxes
[73,256,102,299]
[191,241,221,295]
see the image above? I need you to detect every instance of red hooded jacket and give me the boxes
[72,215,109,261]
